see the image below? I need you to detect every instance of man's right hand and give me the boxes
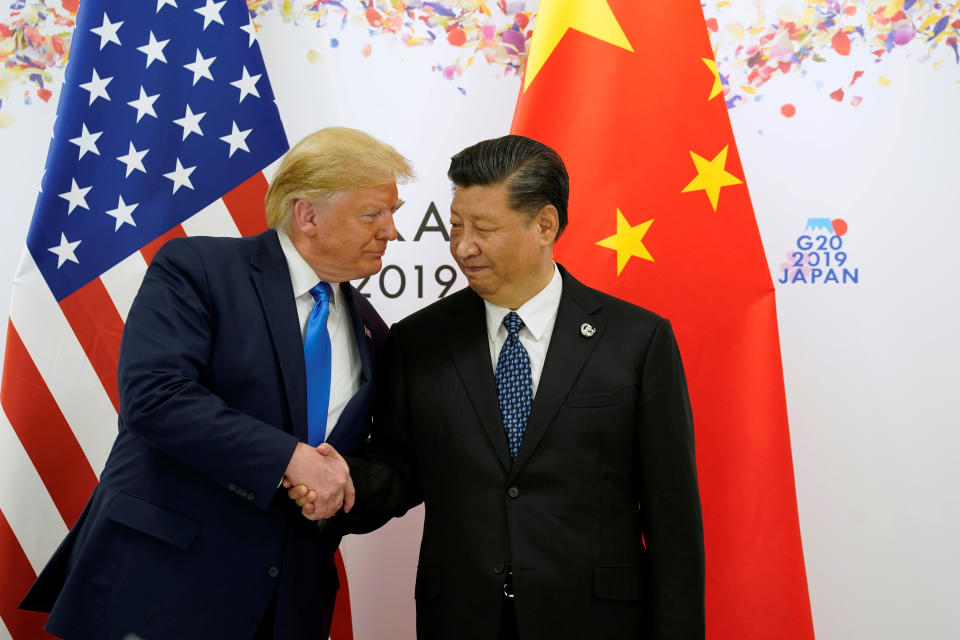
[282,442,354,519]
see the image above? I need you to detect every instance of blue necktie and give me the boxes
[304,282,333,447]
[495,312,533,460]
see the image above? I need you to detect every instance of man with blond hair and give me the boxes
[20,127,413,640]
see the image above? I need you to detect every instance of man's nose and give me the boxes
[452,233,479,259]
[377,216,398,241]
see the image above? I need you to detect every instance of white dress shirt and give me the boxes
[278,231,362,441]
[484,264,563,397]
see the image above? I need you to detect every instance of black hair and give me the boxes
[447,135,569,239]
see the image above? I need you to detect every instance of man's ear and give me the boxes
[536,204,560,244]
[292,199,319,236]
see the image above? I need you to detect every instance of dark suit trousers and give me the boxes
[500,597,519,640]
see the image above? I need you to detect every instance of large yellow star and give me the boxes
[596,209,654,276]
[680,145,743,211]
[702,57,723,101]
[524,0,633,92]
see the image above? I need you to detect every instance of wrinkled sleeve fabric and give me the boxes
[637,318,705,639]
[118,239,298,511]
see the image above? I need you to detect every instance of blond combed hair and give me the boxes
[265,127,415,229]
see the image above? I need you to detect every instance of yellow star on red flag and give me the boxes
[680,145,743,211]
[702,57,723,101]
[523,0,634,92]
[595,209,654,275]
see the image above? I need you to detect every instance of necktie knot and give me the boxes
[310,281,332,304]
[503,311,524,336]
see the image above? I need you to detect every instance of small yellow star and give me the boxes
[702,57,723,101]
[680,145,743,212]
[596,209,654,276]
[524,0,633,92]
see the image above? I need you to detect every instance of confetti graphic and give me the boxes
[0,0,534,124]
[248,0,532,79]
[3,1,960,125]
[704,0,960,113]
[0,1,75,125]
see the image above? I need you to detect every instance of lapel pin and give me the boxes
[580,322,596,338]
[364,325,372,339]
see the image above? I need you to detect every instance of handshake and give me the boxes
[281,442,352,520]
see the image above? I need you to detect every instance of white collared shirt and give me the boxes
[484,264,563,397]
[278,231,363,440]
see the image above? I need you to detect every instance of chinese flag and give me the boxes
[512,1,815,637]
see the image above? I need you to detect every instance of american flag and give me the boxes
[0,1,358,638]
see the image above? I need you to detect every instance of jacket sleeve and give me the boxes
[117,239,299,510]
[637,318,706,639]
[340,323,423,534]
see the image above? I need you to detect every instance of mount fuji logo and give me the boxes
[777,218,859,285]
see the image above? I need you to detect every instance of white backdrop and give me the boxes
[2,1,959,638]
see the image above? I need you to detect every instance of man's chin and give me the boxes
[363,257,384,275]
[341,260,382,283]
[464,277,492,296]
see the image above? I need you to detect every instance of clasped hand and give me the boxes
[282,442,353,520]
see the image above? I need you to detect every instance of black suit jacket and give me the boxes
[347,265,705,639]
[21,230,387,640]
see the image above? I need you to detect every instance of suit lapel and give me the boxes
[442,290,511,473]
[324,283,374,452]
[250,230,309,442]
[510,268,603,478]
[341,283,375,386]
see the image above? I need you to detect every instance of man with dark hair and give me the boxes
[444,135,569,238]
[294,134,705,639]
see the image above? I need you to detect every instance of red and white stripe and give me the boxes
[0,174,356,640]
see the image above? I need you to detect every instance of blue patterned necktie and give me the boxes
[304,282,333,447]
[495,311,533,461]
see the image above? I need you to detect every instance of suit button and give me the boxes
[248,492,256,501]
[268,566,280,578]
[494,563,505,575]
[506,486,520,499]
[228,483,237,492]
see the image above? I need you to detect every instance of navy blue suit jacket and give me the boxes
[21,230,387,640]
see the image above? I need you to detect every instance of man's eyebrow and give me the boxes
[449,208,491,221]
[360,199,403,213]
